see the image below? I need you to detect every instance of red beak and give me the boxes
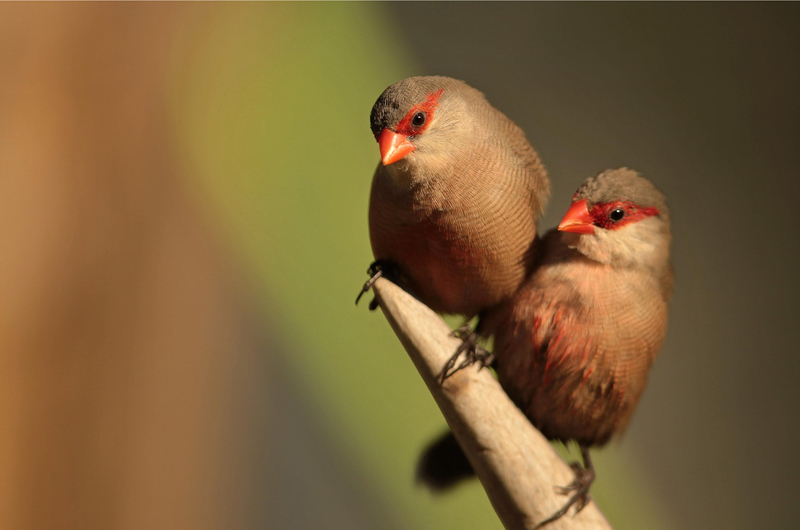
[558,199,595,234]
[378,129,415,165]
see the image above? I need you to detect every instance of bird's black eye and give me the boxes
[411,112,426,128]
[609,208,625,222]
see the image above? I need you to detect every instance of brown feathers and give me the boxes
[368,76,550,316]
[368,82,673,504]
[485,169,672,446]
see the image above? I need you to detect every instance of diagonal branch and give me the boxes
[371,278,612,530]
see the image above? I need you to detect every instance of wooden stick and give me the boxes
[371,278,612,530]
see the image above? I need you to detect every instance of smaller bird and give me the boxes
[420,168,673,528]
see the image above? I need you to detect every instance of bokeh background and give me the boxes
[1,3,798,530]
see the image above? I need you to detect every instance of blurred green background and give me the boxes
[1,3,798,530]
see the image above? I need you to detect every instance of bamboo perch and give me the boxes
[371,277,612,530]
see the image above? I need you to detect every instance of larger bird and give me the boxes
[421,169,673,528]
[361,76,550,317]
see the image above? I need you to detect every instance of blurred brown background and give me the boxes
[0,3,797,530]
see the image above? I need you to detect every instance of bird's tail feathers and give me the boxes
[416,430,476,491]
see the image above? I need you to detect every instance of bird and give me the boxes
[357,76,550,320]
[419,168,673,528]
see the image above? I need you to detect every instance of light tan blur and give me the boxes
[0,5,263,529]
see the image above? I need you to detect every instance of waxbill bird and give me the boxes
[356,76,550,318]
[420,169,673,528]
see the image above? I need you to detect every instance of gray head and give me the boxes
[369,76,487,167]
[572,168,669,225]
[559,168,671,268]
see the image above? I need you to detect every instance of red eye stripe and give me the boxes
[395,89,444,137]
[589,201,659,230]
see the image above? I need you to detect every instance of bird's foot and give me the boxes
[355,260,395,310]
[440,325,495,382]
[532,448,596,529]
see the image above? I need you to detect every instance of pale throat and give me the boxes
[569,222,668,271]
[381,159,416,189]
[382,152,454,192]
